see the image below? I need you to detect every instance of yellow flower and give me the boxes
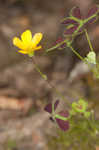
[13,30,43,56]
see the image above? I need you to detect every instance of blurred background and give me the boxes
[0,0,99,149]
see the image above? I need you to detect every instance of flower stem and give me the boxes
[32,59,47,80]
[32,56,70,106]
[84,29,94,52]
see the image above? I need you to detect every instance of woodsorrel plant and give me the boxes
[13,4,99,150]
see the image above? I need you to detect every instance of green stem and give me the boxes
[86,118,96,133]
[55,114,68,121]
[84,29,94,52]
[52,102,55,115]
[46,39,71,53]
[91,110,95,123]
[32,56,70,106]
[46,44,60,52]
[69,45,85,62]
[32,61,47,80]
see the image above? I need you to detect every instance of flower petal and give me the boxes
[34,45,42,51]
[21,30,32,43]
[32,33,43,46]
[71,7,82,19]
[56,111,69,131]
[18,50,28,54]
[13,37,24,49]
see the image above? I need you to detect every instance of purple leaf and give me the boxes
[44,100,59,113]
[85,16,97,25]
[59,43,67,49]
[56,111,69,131]
[55,37,64,44]
[64,24,78,35]
[62,17,77,25]
[54,100,59,110]
[55,37,66,49]
[71,7,82,19]
[86,5,99,18]
[44,103,52,113]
